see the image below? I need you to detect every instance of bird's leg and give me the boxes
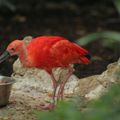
[57,67,74,101]
[51,72,58,104]
[40,72,59,110]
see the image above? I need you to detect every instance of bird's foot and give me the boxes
[39,103,55,111]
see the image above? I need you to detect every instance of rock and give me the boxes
[11,58,120,107]
[22,36,33,44]
[76,58,120,100]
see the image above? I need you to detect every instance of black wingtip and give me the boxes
[85,54,91,60]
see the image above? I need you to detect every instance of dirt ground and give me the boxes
[0,104,36,120]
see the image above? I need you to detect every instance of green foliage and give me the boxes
[114,0,120,15]
[76,31,120,48]
[35,72,120,120]
[35,101,82,120]
[84,83,120,120]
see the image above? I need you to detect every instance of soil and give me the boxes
[0,102,37,120]
[0,1,119,78]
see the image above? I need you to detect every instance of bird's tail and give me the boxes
[80,54,91,64]
[75,44,91,64]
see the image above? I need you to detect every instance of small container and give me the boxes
[0,76,15,107]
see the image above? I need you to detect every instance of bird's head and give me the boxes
[6,40,24,56]
[0,40,24,63]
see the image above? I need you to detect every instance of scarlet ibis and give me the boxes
[0,36,91,110]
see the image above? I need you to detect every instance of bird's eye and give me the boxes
[11,48,15,51]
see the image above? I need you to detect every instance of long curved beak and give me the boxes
[0,51,11,63]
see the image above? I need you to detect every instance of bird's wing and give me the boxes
[50,40,90,66]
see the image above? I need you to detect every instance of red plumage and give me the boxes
[26,36,90,73]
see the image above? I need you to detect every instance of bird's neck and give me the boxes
[18,44,32,67]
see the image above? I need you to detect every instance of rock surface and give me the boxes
[10,57,120,108]
[76,58,120,100]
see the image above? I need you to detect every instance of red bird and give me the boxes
[0,36,91,110]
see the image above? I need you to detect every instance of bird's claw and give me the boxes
[39,103,55,111]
